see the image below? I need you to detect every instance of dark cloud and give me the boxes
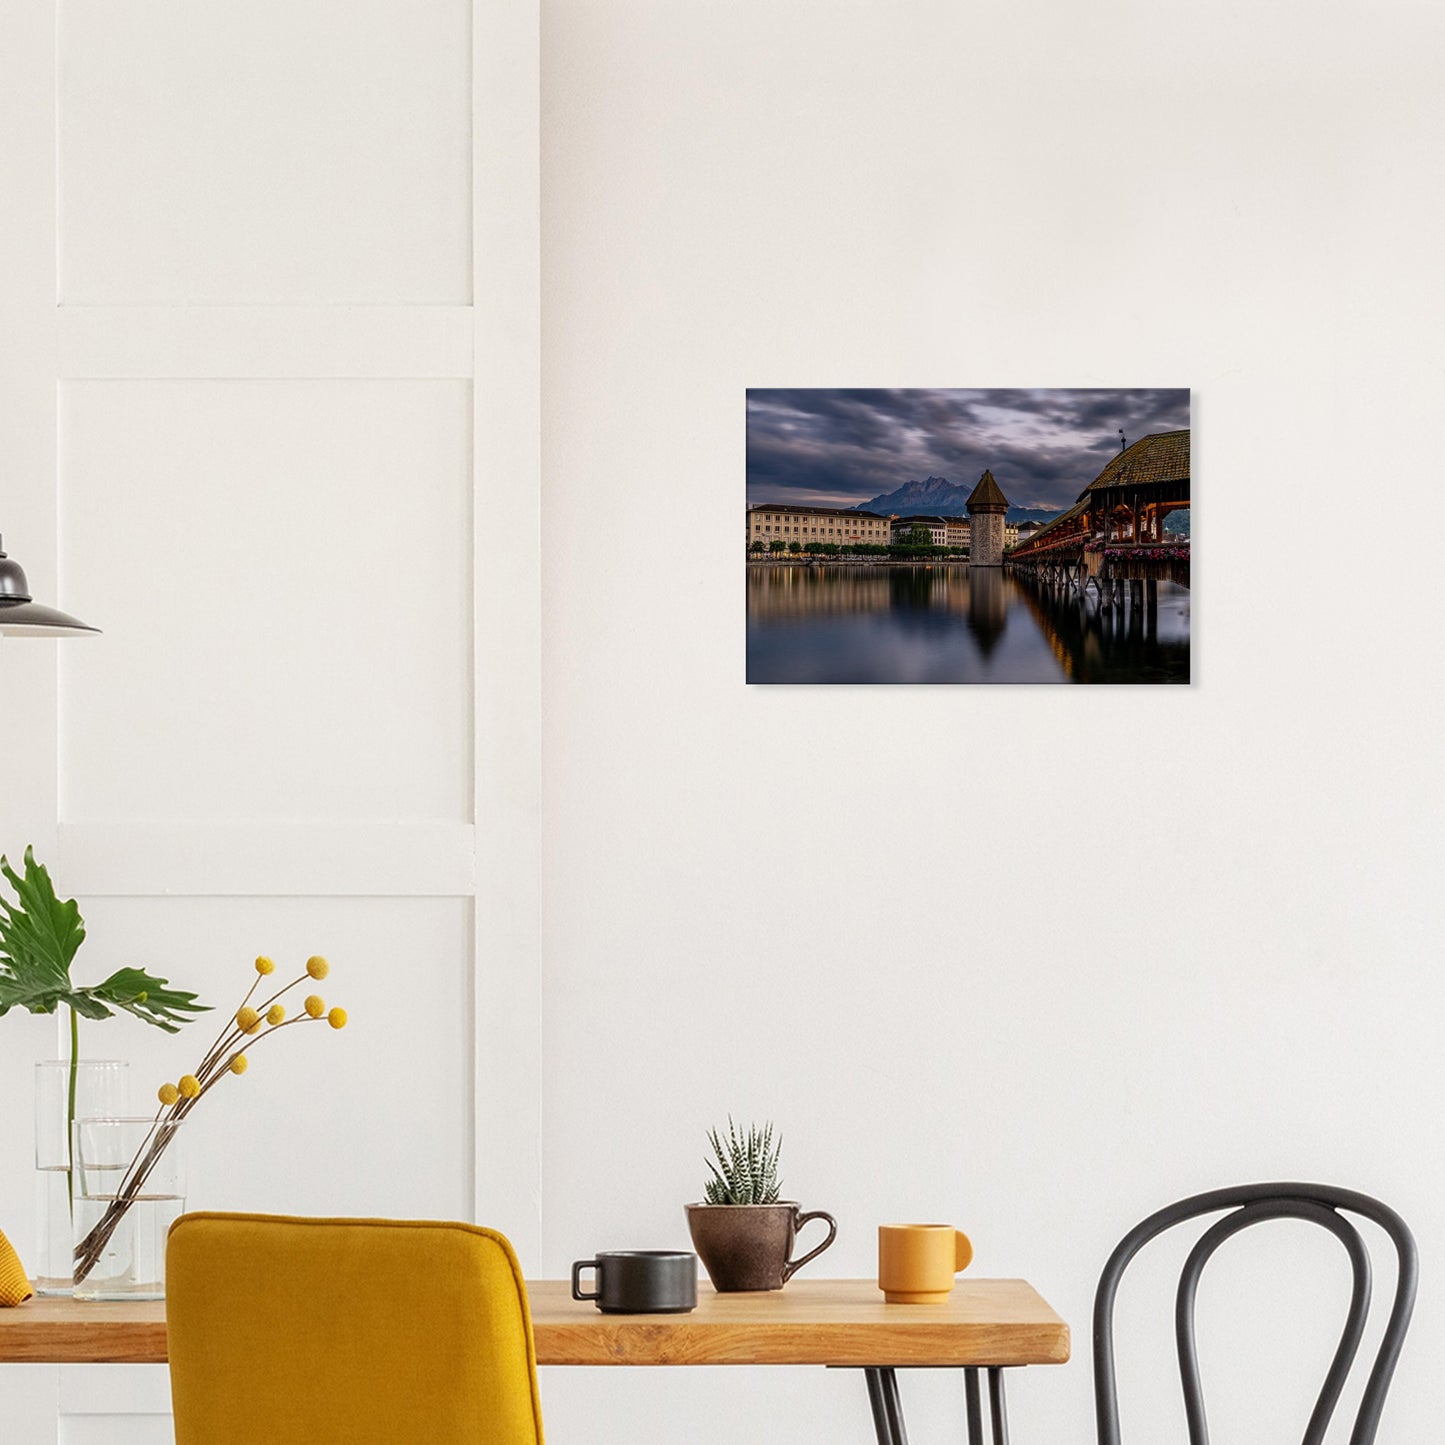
[745,388,1190,511]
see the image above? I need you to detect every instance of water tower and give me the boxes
[965,469,1010,567]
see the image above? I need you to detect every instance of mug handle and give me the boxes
[571,1259,600,1301]
[955,1229,974,1272]
[782,1209,838,1282]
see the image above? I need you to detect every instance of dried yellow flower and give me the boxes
[254,956,275,975]
[236,1006,261,1032]
[158,1082,180,1107]
[306,955,330,980]
[178,1075,201,1099]
[267,1004,286,1026]
[327,1007,348,1030]
[304,995,326,1019]
[230,1055,249,1075]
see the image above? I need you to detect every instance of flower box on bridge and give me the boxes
[1099,543,1190,586]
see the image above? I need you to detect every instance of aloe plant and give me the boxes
[703,1118,782,1204]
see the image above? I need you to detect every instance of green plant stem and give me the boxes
[67,1004,78,1213]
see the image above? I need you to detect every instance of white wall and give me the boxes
[538,1,1444,1442]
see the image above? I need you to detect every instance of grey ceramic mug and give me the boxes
[571,1250,698,1313]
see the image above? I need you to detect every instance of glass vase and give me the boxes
[33,1060,129,1296]
[72,1115,186,1301]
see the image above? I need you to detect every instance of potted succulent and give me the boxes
[685,1119,836,1292]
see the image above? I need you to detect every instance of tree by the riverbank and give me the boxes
[746,540,969,561]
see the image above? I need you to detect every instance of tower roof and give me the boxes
[966,469,1009,513]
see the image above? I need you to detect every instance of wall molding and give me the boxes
[58,306,475,380]
[56,822,476,897]
[471,0,543,1267]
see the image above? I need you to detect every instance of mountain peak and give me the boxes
[852,475,1061,526]
[853,475,970,515]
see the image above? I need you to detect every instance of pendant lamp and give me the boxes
[0,535,99,636]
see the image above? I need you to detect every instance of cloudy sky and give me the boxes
[746,388,1190,512]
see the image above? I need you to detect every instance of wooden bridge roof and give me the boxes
[1012,497,1088,551]
[1083,430,1190,494]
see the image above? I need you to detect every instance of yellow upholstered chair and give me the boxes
[0,1225,33,1306]
[166,1213,544,1445]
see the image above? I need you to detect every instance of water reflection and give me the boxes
[966,567,1007,657]
[745,564,1189,684]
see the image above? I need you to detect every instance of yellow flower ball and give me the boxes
[306,955,330,980]
[230,1055,249,1075]
[157,1082,180,1107]
[236,1005,261,1031]
[327,1007,348,1030]
[178,1075,201,1100]
[254,955,275,975]
[304,994,326,1019]
[267,1004,286,1026]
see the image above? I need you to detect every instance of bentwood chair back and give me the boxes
[1093,1183,1416,1445]
[167,1213,545,1445]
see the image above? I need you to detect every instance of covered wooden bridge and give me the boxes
[1007,429,1190,607]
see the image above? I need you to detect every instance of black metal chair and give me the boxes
[1093,1183,1417,1445]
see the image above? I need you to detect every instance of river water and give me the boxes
[746,563,1190,684]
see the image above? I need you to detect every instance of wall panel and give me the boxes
[57,378,472,824]
[70,894,475,1220]
[58,0,472,304]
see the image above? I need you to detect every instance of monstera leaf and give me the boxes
[83,967,208,1033]
[0,847,84,1014]
[0,847,208,1030]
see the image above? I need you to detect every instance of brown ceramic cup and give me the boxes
[685,1201,837,1292]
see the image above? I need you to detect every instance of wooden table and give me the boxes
[0,1278,1069,1444]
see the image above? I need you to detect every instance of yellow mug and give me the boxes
[878,1223,974,1303]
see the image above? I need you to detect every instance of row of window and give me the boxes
[753,524,870,536]
[752,519,884,532]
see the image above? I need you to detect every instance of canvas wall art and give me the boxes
[745,388,1191,684]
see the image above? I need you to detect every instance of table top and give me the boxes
[0,1278,1069,1368]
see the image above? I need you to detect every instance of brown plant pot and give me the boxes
[684,1202,837,1292]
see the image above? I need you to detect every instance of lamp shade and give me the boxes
[0,537,99,636]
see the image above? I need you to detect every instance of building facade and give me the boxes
[748,504,890,547]
[965,469,1010,566]
[890,514,949,545]
[943,515,971,548]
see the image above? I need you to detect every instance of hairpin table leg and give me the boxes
[864,1367,910,1445]
[965,1367,985,1445]
[988,1368,1010,1445]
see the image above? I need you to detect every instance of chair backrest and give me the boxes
[1093,1183,1416,1445]
[167,1212,545,1445]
